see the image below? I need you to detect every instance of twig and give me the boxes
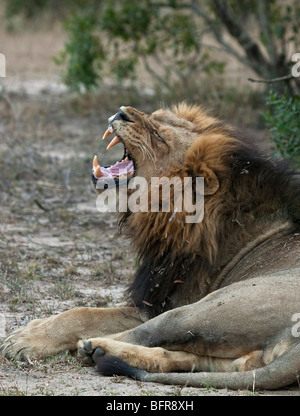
[248,74,293,84]
[34,198,53,212]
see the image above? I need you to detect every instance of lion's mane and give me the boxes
[118,104,300,318]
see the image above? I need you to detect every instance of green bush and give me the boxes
[263,91,300,167]
[54,10,104,92]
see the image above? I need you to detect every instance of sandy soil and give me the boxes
[0,19,299,398]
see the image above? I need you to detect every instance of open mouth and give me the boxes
[92,116,135,187]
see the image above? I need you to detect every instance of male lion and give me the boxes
[2,103,300,390]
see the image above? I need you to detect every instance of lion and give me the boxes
[1,103,300,390]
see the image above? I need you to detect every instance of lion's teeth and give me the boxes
[106,136,121,150]
[93,155,100,169]
[94,166,102,178]
[102,125,114,140]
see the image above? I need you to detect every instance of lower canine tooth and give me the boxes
[93,155,100,169]
[94,166,102,178]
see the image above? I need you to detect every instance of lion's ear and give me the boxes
[198,163,220,195]
[184,144,220,195]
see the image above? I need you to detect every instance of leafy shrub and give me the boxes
[53,11,104,92]
[263,91,300,167]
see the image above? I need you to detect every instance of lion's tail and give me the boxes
[96,343,300,390]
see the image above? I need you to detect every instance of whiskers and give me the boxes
[136,137,156,164]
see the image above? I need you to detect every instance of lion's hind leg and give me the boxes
[90,342,300,390]
[78,337,240,373]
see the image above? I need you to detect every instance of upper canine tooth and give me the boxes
[102,126,114,140]
[106,136,121,150]
[93,155,100,169]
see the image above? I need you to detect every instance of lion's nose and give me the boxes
[108,107,132,124]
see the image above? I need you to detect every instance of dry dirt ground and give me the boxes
[0,22,299,398]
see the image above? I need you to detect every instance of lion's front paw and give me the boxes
[1,315,62,359]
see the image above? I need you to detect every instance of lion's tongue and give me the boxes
[93,155,134,179]
[109,160,134,177]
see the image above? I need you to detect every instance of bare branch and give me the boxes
[151,0,250,68]
[188,1,255,68]
[257,0,278,63]
[248,74,293,84]
[142,55,171,90]
[211,0,272,77]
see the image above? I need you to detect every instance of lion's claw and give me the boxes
[84,341,93,353]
